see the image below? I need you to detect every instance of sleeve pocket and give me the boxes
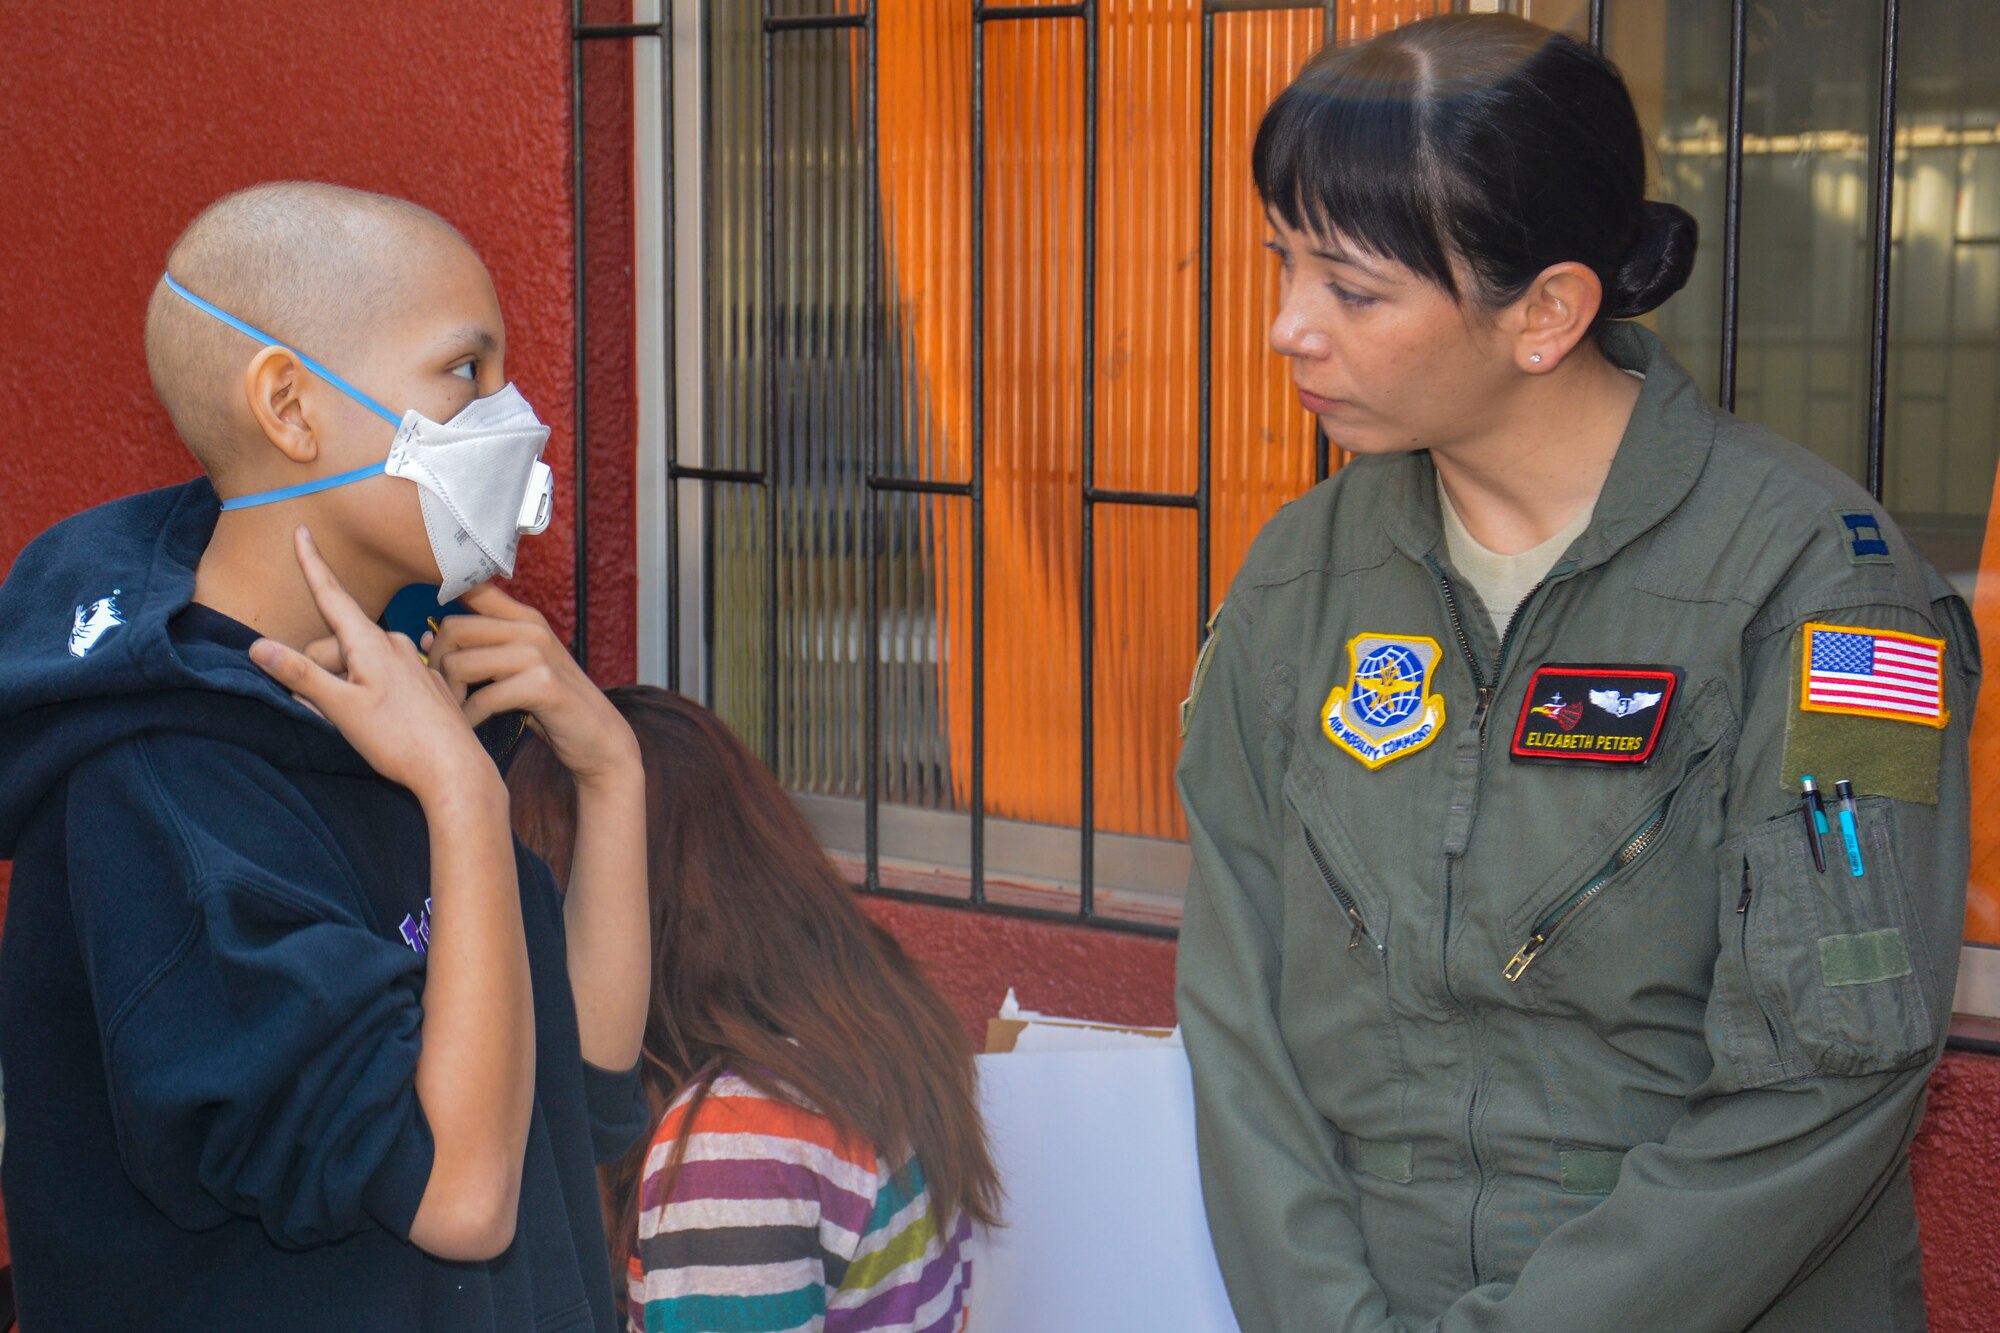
[1712,798,1935,1090]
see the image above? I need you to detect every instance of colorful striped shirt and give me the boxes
[626,1071,973,1333]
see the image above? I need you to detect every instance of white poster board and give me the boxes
[964,1046,1240,1333]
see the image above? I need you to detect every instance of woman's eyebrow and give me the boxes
[1310,244,1384,278]
[1262,205,1384,277]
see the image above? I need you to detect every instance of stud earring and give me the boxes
[1529,353,1543,365]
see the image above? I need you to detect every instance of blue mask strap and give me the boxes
[217,460,390,511]
[163,273,405,513]
[162,273,402,428]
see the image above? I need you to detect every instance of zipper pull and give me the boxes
[1471,686,1491,727]
[1736,869,1753,915]
[1503,932,1548,982]
[1345,908,1366,950]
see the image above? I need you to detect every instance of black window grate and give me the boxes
[571,0,1966,942]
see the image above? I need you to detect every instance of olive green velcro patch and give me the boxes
[1559,1149,1626,1194]
[1780,636,1942,804]
[1352,1138,1414,1184]
[1818,929,1913,988]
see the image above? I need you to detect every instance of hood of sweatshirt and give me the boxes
[0,478,373,855]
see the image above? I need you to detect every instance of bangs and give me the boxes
[1252,43,1461,296]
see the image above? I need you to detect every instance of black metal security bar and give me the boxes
[967,6,988,907]
[862,1,883,897]
[1717,0,1746,411]
[1863,0,1902,502]
[578,0,1924,940]
[571,3,593,671]
[1200,0,1337,596]
[1319,3,1338,488]
[1075,1,1102,916]
[961,0,1106,915]
[760,1,779,770]
[1198,5,1216,652]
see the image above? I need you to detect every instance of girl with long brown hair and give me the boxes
[508,686,999,1333]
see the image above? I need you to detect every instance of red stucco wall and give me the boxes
[1912,1047,2000,1328]
[0,0,637,683]
[577,35,640,686]
[857,897,1181,1042]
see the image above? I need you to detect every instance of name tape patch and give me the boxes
[1510,664,1682,766]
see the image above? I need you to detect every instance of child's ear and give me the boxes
[243,346,319,464]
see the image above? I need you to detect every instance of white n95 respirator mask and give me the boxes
[386,383,554,602]
[164,273,556,604]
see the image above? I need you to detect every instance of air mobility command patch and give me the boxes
[1321,633,1446,770]
[1510,664,1681,766]
[1782,622,1948,804]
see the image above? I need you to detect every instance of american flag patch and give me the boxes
[1801,621,1948,728]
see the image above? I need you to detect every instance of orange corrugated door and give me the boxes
[874,1,1447,840]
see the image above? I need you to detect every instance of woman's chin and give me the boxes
[1324,430,1426,459]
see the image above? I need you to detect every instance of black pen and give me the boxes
[1799,776,1827,873]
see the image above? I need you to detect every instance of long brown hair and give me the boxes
[507,685,1002,1270]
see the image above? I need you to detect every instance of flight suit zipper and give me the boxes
[1503,802,1670,981]
[1435,564,1567,744]
[1440,572,1488,728]
[1436,570,1495,735]
[1300,826,1378,953]
[1427,555,1574,1282]
[1431,566,1516,1283]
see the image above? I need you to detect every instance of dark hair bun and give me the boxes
[1603,201,1698,320]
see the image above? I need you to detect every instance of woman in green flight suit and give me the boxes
[1175,14,1976,1332]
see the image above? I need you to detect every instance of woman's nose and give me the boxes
[1269,301,1330,361]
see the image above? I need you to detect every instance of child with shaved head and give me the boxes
[0,182,651,1330]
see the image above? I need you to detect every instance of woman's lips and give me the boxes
[1298,387,1344,414]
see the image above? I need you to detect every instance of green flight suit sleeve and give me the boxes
[1430,593,1977,1333]
[1176,600,1410,1333]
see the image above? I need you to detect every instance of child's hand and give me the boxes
[425,584,640,791]
[249,527,494,801]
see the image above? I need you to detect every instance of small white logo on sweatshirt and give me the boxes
[69,591,124,658]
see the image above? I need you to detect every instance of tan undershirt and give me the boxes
[1438,477,1594,641]
[1437,369,1642,637]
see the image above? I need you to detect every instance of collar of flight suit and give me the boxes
[1375,322,1721,577]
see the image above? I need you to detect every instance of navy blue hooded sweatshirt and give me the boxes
[0,479,649,1331]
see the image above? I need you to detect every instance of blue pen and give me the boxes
[1834,780,1865,877]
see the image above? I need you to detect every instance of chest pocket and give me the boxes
[1489,679,1735,989]
[1281,749,1395,954]
[1711,797,1937,1090]
[1275,754,1415,1136]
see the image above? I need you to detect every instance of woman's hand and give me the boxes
[425,583,641,792]
[249,527,494,801]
